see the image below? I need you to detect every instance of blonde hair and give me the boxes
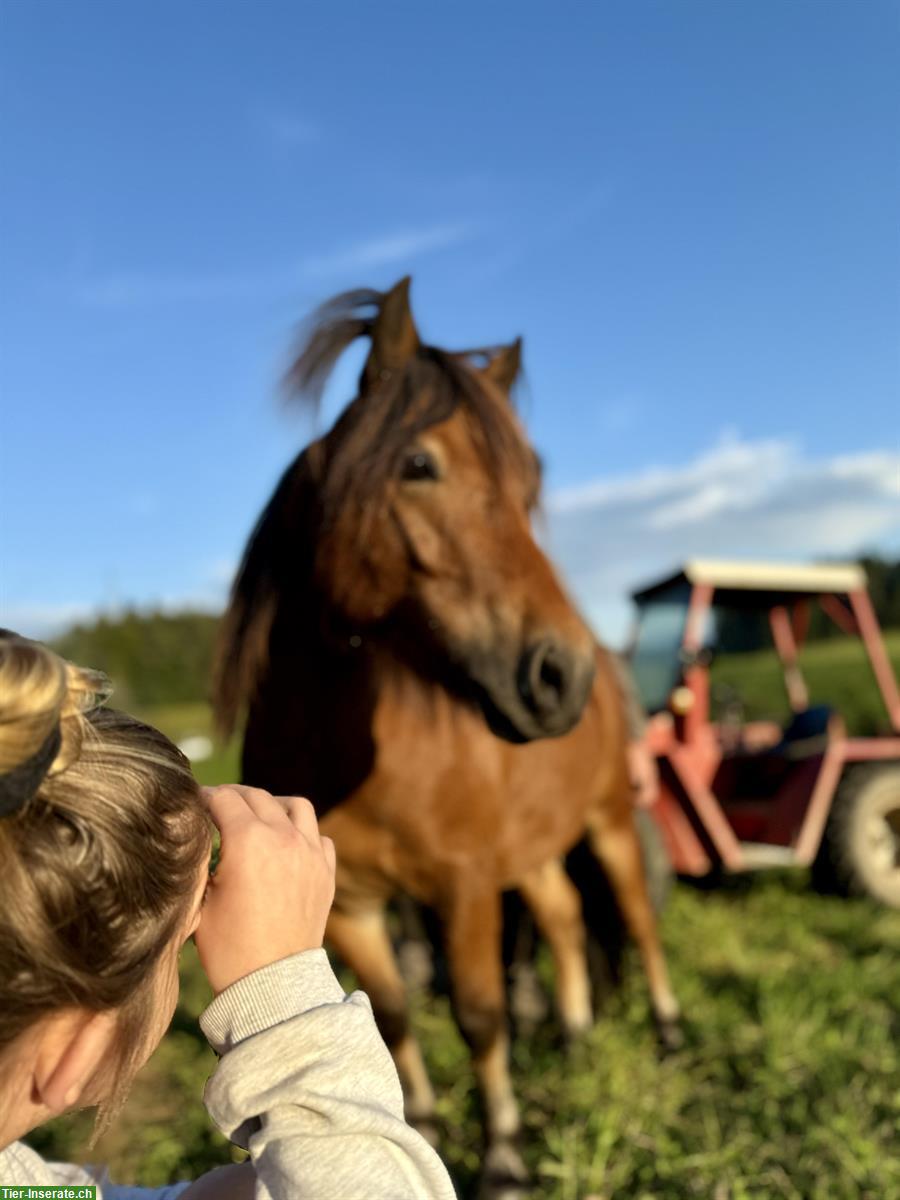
[0,630,211,1131]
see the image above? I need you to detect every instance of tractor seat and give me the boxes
[774,704,834,760]
[714,704,835,804]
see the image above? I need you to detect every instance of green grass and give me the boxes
[130,700,241,787]
[710,631,900,736]
[29,876,900,1200]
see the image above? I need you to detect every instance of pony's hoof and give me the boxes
[480,1138,530,1198]
[396,941,434,992]
[508,964,550,1031]
[478,1182,530,1200]
[655,1013,685,1055]
[560,1022,593,1063]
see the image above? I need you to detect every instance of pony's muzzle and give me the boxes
[517,638,593,733]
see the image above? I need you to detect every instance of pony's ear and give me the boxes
[480,338,522,395]
[363,276,420,387]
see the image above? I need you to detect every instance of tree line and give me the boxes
[715,554,900,652]
[53,609,221,709]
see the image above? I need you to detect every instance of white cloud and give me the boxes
[0,603,99,641]
[543,434,900,647]
[67,224,479,308]
[823,451,899,492]
[0,559,234,642]
[549,434,792,514]
[301,223,478,278]
[0,595,223,642]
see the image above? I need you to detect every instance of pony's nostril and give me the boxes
[537,650,565,700]
[519,640,573,717]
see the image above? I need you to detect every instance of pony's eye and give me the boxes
[400,450,440,482]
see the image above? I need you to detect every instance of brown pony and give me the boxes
[214,278,680,1188]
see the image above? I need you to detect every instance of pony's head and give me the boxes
[218,278,596,744]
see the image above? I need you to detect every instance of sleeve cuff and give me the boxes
[199,948,349,1053]
[102,1186,190,1199]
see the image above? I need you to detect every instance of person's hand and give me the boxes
[626,741,660,809]
[194,785,336,995]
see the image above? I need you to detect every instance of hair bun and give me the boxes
[0,630,111,790]
[0,723,62,816]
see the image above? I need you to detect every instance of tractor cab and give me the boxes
[628,560,900,906]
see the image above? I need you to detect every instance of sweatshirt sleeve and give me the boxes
[0,1142,189,1200]
[99,1183,189,1200]
[58,1160,190,1199]
[199,949,457,1200]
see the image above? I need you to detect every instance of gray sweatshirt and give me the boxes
[1,950,457,1200]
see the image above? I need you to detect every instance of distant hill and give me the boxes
[52,610,220,708]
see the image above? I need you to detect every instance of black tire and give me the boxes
[812,765,900,908]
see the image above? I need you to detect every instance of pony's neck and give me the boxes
[266,591,450,713]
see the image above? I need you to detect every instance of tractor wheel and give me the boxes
[812,765,900,908]
[635,807,674,914]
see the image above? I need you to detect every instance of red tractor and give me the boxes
[399,559,900,1021]
[630,559,900,907]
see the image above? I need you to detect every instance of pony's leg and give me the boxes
[518,858,593,1037]
[502,891,551,1037]
[326,906,438,1136]
[586,814,683,1049]
[441,881,528,1190]
[392,892,436,993]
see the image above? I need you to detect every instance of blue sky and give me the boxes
[2,0,898,645]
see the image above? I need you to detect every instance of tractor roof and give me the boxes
[632,559,867,605]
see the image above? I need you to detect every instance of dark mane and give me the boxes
[213,446,319,739]
[214,285,536,738]
[283,286,521,411]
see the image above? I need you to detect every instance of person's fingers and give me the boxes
[209,783,293,827]
[194,786,338,994]
[322,836,337,873]
[283,795,321,842]
[203,786,258,835]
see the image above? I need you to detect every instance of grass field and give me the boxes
[710,630,900,736]
[25,634,900,1198]
[29,874,900,1199]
